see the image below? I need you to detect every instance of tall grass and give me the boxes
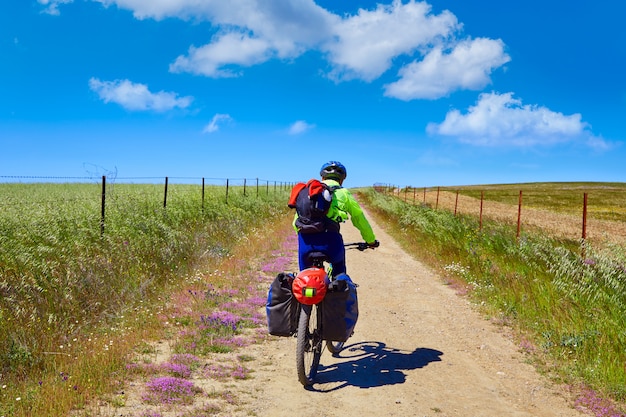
[359,188,626,410]
[0,182,290,416]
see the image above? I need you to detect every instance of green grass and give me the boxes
[0,181,291,416]
[359,187,626,410]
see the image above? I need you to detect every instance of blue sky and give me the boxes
[1,0,625,187]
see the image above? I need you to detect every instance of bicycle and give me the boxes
[295,242,374,387]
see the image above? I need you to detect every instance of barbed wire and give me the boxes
[0,175,292,184]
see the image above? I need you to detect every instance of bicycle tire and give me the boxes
[296,304,322,386]
[326,340,344,354]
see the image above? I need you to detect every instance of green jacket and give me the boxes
[293,179,376,244]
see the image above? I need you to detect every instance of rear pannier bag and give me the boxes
[266,272,299,336]
[321,273,358,342]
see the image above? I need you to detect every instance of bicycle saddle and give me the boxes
[305,251,328,264]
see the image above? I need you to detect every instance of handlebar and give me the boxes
[345,241,379,251]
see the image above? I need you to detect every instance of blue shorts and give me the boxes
[297,231,346,276]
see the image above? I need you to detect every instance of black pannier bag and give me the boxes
[266,272,299,336]
[321,273,358,342]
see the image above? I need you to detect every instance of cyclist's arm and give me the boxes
[291,212,299,232]
[340,190,376,243]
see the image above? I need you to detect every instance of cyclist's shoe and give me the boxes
[367,240,380,249]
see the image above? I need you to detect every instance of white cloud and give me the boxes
[38,0,73,15]
[288,120,315,135]
[426,92,604,147]
[99,0,336,77]
[324,0,459,82]
[89,0,510,102]
[88,78,193,112]
[170,32,272,77]
[203,114,233,133]
[384,38,510,100]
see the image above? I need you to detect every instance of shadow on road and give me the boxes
[311,341,443,392]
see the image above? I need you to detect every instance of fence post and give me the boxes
[423,187,426,203]
[436,186,440,209]
[226,179,229,204]
[163,176,168,208]
[413,187,416,204]
[100,175,106,237]
[516,190,523,239]
[454,190,459,216]
[582,193,588,258]
[266,180,269,195]
[479,190,484,231]
[201,177,205,211]
[256,178,259,197]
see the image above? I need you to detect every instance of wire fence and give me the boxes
[375,184,626,250]
[0,175,294,236]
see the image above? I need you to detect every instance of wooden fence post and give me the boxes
[201,177,205,211]
[454,190,459,216]
[163,176,168,208]
[582,193,588,258]
[100,175,106,236]
[226,179,229,204]
[436,186,440,209]
[413,187,416,204]
[423,187,426,203]
[256,178,259,197]
[479,190,484,231]
[517,190,523,239]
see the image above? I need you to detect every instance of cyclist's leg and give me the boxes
[298,232,343,272]
[298,232,326,270]
[325,232,346,277]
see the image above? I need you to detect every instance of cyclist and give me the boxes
[295,161,379,276]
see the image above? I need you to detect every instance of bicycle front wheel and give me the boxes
[296,304,322,386]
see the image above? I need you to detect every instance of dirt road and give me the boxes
[97,209,592,417]
[238,212,588,417]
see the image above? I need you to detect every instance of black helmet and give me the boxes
[320,161,347,181]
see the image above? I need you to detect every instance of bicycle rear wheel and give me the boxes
[296,304,322,386]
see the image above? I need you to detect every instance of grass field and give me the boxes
[0,181,291,416]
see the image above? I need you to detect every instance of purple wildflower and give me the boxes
[170,353,200,367]
[161,362,191,378]
[200,311,241,333]
[142,376,199,405]
[575,386,626,417]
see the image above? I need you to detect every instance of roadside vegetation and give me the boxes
[0,182,292,417]
[359,187,626,415]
